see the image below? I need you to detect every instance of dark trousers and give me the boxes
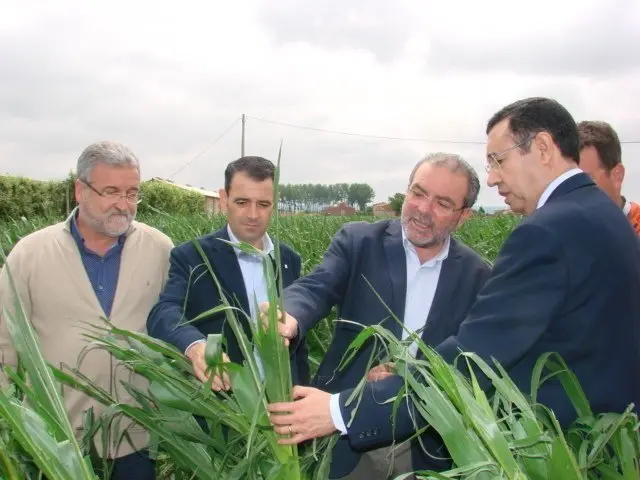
[100,449,156,480]
[334,442,415,480]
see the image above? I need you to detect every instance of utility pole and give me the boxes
[241,114,246,157]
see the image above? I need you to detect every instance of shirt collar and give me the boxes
[401,225,450,267]
[537,168,583,210]
[226,224,274,258]
[622,196,632,216]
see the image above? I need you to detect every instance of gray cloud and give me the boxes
[0,0,639,210]
[425,1,640,76]
[259,0,417,63]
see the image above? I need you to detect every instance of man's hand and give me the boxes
[259,302,299,347]
[366,362,395,382]
[185,342,231,391]
[267,386,337,444]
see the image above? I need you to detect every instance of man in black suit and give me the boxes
[267,97,640,476]
[269,153,492,478]
[147,156,308,389]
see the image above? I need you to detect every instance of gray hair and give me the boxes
[408,152,480,209]
[76,141,140,181]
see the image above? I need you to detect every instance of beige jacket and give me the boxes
[0,211,173,458]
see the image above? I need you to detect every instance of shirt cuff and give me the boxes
[184,338,206,356]
[329,393,348,435]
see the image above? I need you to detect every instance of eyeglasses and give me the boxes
[80,178,142,204]
[406,185,466,217]
[485,134,536,173]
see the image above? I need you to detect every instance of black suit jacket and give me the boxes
[341,173,640,472]
[283,219,492,477]
[147,225,309,385]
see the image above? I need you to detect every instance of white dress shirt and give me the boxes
[227,225,274,379]
[537,168,583,209]
[186,225,274,380]
[330,228,450,434]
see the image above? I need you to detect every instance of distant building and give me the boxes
[149,177,220,215]
[372,202,396,217]
[323,201,356,216]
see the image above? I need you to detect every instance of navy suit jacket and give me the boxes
[147,225,309,385]
[341,173,640,471]
[283,219,492,477]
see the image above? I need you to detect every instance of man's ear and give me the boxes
[535,131,554,166]
[611,163,625,191]
[456,208,472,228]
[74,179,84,204]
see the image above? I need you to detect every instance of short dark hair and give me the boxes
[224,156,275,192]
[486,97,580,164]
[577,120,622,172]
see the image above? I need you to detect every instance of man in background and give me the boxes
[0,141,174,479]
[578,120,640,234]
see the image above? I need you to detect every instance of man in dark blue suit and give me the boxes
[270,154,492,478]
[268,97,640,477]
[147,156,309,389]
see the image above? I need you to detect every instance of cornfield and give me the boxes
[1,210,638,479]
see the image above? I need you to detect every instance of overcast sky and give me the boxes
[1,0,639,207]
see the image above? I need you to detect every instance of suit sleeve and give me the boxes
[146,246,206,354]
[283,226,352,342]
[0,243,32,384]
[340,222,568,450]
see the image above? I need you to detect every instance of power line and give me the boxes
[247,116,484,144]
[168,116,241,179]
[247,115,640,145]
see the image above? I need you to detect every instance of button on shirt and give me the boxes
[329,229,450,434]
[227,225,275,379]
[70,216,125,318]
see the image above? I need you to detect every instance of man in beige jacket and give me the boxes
[0,141,173,479]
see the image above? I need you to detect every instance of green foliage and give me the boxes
[0,173,76,221]
[3,204,636,478]
[388,193,406,215]
[137,181,204,216]
[279,182,375,213]
[0,174,206,222]
[339,321,640,479]
[347,183,375,211]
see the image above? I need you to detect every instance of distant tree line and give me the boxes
[278,183,375,213]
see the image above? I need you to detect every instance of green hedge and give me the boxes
[138,181,204,216]
[0,175,206,220]
[0,174,75,220]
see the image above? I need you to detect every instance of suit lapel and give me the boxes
[278,248,294,287]
[382,221,407,337]
[419,238,461,346]
[209,227,250,315]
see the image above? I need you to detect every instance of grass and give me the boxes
[0,213,518,478]
[1,210,638,479]
[0,211,519,376]
[0,212,518,270]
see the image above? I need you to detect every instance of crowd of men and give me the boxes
[1,96,639,480]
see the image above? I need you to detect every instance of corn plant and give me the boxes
[334,316,640,480]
